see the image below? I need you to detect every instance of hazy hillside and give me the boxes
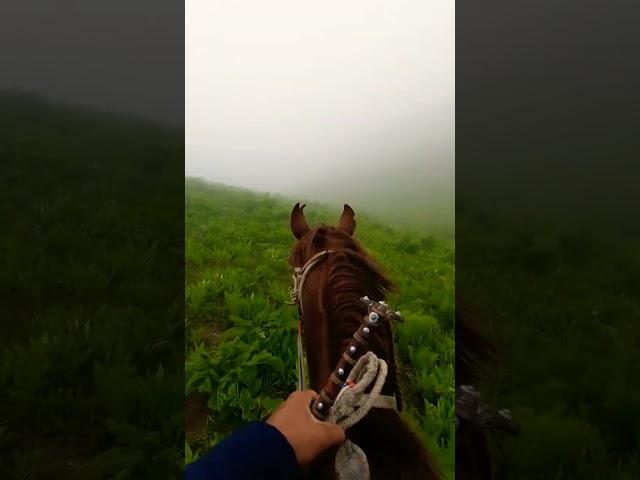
[457,205,640,478]
[0,91,184,479]
[185,177,455,477]
[289,162,455,236]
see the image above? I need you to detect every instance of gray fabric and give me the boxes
[335,440,370,480]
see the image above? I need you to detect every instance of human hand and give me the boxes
[267,390,346,465]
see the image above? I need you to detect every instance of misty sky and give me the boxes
[187,0,454,226]
[1,1,184,125]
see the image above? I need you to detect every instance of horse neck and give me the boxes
[300,258,441,480]
[304,255,400,400]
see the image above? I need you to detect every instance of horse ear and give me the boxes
[290,202,310,239]
[338,204,356,235]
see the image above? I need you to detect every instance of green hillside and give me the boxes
[185,177,455,476]
[0,92,184,479]
[457,205,640,478]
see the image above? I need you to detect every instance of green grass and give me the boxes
[184,177,455,477]
[457,206,640,479]
[0,91,184,479]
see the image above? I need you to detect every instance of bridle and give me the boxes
[289,249,336,391]
[289,249,335,318]
[289,248,399,415]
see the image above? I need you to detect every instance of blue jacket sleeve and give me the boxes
[185,421,299,480]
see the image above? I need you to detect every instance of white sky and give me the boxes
[186,0,454,211]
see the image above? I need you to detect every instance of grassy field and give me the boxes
[457,205,640,479]
[184,177,455,476]
[0,92,184,479]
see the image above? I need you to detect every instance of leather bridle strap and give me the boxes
[290,249,335,391]
[290,249,335,317]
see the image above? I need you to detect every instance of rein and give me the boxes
[288,249,335,391]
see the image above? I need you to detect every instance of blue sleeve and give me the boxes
[185,421,299,480]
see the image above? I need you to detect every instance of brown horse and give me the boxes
[289,203,441,480]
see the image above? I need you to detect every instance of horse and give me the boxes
[289,202,441,480]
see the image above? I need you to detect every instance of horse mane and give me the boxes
[327,249,394,340]
[291,225,394,289]
[455,295,497,386]
[291,225,396,332]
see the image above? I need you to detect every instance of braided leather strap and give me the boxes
[310,297,403,421]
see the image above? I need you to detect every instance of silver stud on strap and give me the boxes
[317,402,324,410]
[338,368,345,376]
[349,346,356,354]
[363,327,370,335]
[368,312,379,324]
[379,300,386,305]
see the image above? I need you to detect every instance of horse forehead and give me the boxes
[318,228,353,247]
[294,230,347,257]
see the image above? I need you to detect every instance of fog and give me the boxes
[187,0,454,231]
[2,1,184,125]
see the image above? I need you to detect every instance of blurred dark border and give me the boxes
[456,0,640,478]
[0,2,184,478]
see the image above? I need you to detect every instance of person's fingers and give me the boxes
[297,389,318,403]
[322,423,346,446]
